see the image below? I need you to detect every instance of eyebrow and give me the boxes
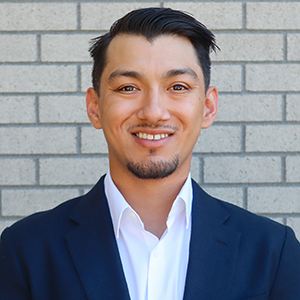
[107,67,199,83]
[163,68,199,80]
[107,70,143,83]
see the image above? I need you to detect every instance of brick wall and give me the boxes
[0,1,299,239]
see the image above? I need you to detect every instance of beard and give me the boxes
[126,154,179,180]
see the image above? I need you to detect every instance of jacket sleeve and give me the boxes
[0,228,31,300]
[270,226,300,299]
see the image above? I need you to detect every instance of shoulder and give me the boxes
[4,176,106,245]
[5,195,82,247]
[220,197,284,233]
[192,180,291,244]
[192,181,300,292]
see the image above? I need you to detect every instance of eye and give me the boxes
[169,84,188,91]
[118,85,138,92]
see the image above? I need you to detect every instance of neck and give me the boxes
[110,168,189,238]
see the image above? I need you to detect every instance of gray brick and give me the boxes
[41,34,95,62]
[211,34,283,62]
[39,96,89,123]
[286,156,300,183]
[246,64,300,92]
[2,189,79,217]
[0,66,77,93]
[0,159,35,185]
[0,35,36,62]
[248,187,300,213]
[81,127,108,154]
[204,156,281,183]
[39,158,109,185]
[247,3,300,30]
[211,65,242,92]
[202,187,243,208]
[0,128,77,154]
[0,3,77,31]
[286,95,300,121]
[81,64,93,92]
[287,218,300,241]
[165,2,242,30]
[246,125,300,152]
[216,94,282,122]
[190,156,200,183]
[287,34,300,61]
[81,2,159,30]
[0,96,35,124]
[1,0,300,222]
[194,125,241,153]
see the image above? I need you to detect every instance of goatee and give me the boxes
[126,155,179,180]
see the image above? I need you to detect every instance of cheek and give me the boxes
[176,101,204,128]
[100,100,138,133]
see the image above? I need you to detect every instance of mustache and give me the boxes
[128,124,178,131]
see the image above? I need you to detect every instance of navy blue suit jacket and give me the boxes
[1,176,300,300]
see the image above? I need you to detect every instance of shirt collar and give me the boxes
[104,170,193,238]
[104,170,130,238]
[172,172,192,229]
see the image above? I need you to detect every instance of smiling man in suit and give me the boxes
[1,7,300,300]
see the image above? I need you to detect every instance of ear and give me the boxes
[86,88,102,129]
[201,86,218,129]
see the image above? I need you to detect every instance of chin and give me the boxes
[126,155,179,180]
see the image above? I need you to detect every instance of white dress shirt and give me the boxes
[104,170,193,300]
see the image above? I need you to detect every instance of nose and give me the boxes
[136,89,171,124]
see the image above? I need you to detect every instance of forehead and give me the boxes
[102,34,203,81]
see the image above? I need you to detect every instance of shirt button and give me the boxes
[153,248,159,257]
[129,212,135,220]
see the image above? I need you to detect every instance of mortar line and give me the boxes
[77,65,81,92]
[77,2,81,31]
[35,95,39,124]
[283,33,288,62]
[243,186,248,210]
[35,157,40,186]
[242,2,247,30]
[241,124,246,153]
[281,156,286,183]
[77,126,82,154]
[36,34,41,62]
[282,94,287,123]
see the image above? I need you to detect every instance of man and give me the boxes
[0,7,300,300]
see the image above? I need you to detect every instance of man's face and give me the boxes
[87,34,218,180]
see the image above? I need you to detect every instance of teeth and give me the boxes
[135,132,169,141]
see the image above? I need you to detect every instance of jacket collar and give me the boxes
[65,176,131,300]
[65,176,240,300]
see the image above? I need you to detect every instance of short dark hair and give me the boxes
[89,7,218,94]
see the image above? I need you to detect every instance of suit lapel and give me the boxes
[65,176,130,300]
[64,177,240,300]
[183,181,241,300]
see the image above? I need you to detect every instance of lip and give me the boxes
[132,132,172,148]
[130,128,175,135]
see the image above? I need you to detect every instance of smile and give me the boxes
[134,132,169,141]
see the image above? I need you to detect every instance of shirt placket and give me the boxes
[147,241,166,300]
